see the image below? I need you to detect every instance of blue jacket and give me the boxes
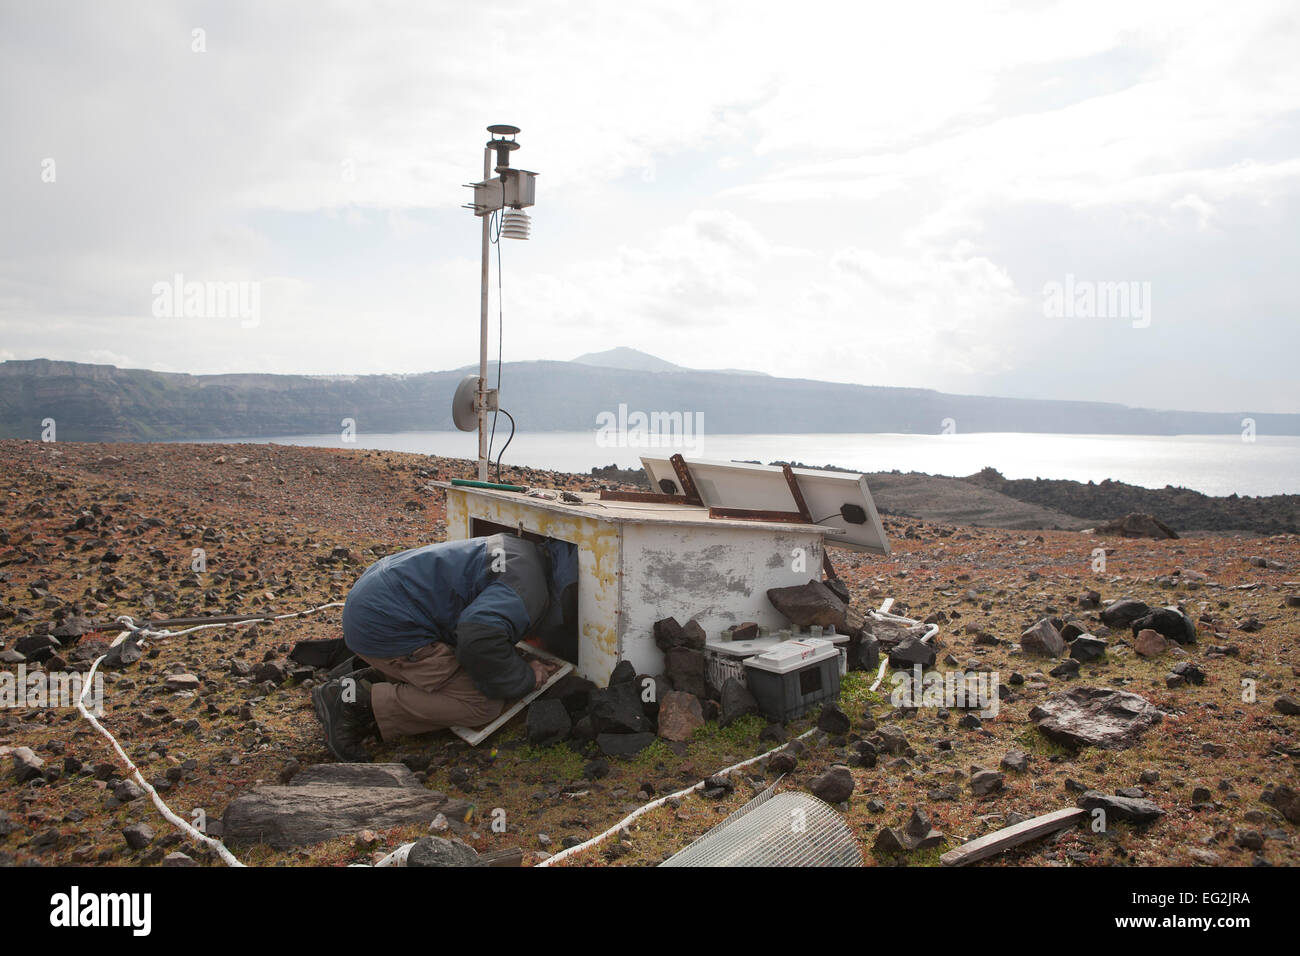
[341,534,552,701]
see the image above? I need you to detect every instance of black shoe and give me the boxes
[312,680,376,763]
[351,666,385,685]
[311,673,377,723]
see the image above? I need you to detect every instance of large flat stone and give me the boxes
[289,762,419,789]
[221,762,461,848]
[1077,790,1165,824]
[766,580,847,630]
[1029,686,1162,751]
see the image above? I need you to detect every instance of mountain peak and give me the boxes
[571,347,682,372]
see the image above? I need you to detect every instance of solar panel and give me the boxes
[638,457,890,555]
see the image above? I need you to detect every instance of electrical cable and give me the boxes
[487,180,505,469]
[69,601,344,868]
[493,409,516,484]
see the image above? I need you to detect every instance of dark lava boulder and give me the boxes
[1130,606,1197,645]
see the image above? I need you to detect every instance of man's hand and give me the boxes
[529,659,550,690]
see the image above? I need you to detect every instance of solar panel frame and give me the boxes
[639,457,891,555]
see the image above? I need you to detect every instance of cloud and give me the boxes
[829,244,1029,378]
[0,0,1297,413]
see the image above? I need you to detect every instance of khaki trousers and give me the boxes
[362,642,504,740]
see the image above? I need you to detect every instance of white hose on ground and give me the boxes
[77,653,246,867]
[535,725,821,868]
[372,842,414,867]
[866,598,939,692]
[538,596,939,867]
[868,658,889,693]
[239,598,930,868]
[70,600,346,868]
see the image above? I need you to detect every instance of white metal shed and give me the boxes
[438,466,883,686]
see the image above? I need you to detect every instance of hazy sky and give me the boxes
[2,1,1297,414]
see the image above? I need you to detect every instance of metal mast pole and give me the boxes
[477,145,490,481]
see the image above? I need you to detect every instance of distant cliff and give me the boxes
[1,357,1296,441]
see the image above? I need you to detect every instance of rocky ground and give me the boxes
[0,439,1297,868]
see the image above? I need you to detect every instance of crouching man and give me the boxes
[314,533,568,762]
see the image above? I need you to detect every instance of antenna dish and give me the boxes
[452,375,480,432]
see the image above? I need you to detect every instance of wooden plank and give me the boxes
[939,808,1087,867]
[450,643,573,746]
[639,457,891,555]
[670,453,704,506]
[708,506,807,523]
[782,464,813,523]
[598,489,685,504]
[446,482,842,533]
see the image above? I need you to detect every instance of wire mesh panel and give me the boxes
[660,791,861,867]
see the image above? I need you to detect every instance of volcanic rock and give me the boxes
[1029,686,1162,750]
[680,619,707,650]
[122,822,155,850]
[1020,618,1066,657]
[971,770,1005,796]
[1049,659,1081,679]
[1000,750,1029,773]
[1130,606,1197,645]
[1069,636,1108,662]
[719,678,759,727]
[407,836,482,868]
[766,580,847,630]
[656,691,704,742]
[768,751,797,774]
[849,633,880,671]
[1100,598,1151,628]
[888,636,936,669]
[588,682,651,734]
[663,647,708,699]
[816,703,851,735]
[1261,784,1300,823]
[865,619,930,648]
[596,732,655,758]
[653,617,686,650]
[222,764,461,848]
[809,765,854,804]
[52,615,94,641]
[904,808,945,849]
[608,660,637,686]
[1077,790,1165,824]
[1095,513,1178,539]
[1134,629,1172,657]
[726,621,759,641]
[543,673,596,715]
[874,827,911,854]
[526,699,572,746]
[252,661,288,685]
[11,747,44,783]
